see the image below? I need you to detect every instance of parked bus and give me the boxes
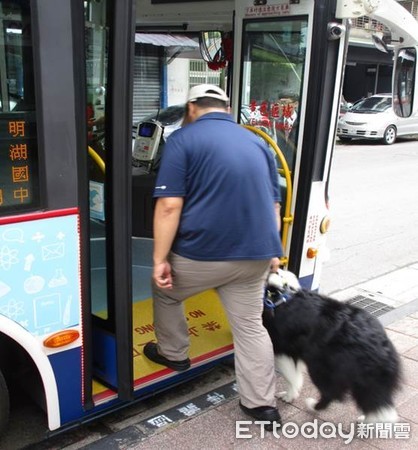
[0,0,417,438]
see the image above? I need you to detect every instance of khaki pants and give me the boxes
[152,253,276,409]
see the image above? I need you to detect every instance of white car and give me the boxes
[337,94,418,145]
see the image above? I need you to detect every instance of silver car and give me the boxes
[337,94,418,145]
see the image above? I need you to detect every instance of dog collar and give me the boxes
[264,289,293,309]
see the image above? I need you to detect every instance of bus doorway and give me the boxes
[86,0,234,408]
[86,0,339,408]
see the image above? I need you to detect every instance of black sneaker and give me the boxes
[239,401,281,431]
[143,342,191,371]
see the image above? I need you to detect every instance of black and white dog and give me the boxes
[263,269,401,423]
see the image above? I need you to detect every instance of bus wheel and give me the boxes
[383,125,397,145]
[0,369,10,437]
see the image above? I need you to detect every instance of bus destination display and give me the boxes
[0,112,39,214]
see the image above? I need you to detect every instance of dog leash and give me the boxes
[263,286,293,309]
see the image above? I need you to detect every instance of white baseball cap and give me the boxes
[187,84,229,103]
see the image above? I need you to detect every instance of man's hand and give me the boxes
[153,261,173,289]
[270,257,281,273]
[275,202,281,232]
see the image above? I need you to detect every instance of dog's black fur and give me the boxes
[263,286,401,420]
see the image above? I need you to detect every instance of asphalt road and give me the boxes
[320,136,418,295]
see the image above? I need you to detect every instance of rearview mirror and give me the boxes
[199,30,224,63]
[393,47,416,117]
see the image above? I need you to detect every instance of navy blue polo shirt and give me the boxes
[154,112,283,261]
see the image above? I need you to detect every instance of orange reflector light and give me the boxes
[320,216,331,234]
[307,247,318,259]
[43,330,80,348]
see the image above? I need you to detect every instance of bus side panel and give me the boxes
[298,181,330,290]
[0,210,85,428]
[48,347,83,425]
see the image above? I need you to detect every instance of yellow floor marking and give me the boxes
[93,289,233,396]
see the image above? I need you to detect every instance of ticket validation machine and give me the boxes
[132,121,164,238]
[132,121,163,172]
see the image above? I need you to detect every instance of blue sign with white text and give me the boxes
[0,214,80,336]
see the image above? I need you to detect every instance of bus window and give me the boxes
[393,47,416,118]
[239,17,308,174]
[0,0,39,214]
[85,0,110,319]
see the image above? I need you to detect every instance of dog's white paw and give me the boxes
[277,390,300,403]
[361,407,398,424]
[305,397,317,411]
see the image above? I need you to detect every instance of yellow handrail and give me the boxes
[88,146,106,174]
[243,125,293,267]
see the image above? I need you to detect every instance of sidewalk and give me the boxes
[79,270,418,450]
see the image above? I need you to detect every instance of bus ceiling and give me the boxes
[135,0,234,32]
